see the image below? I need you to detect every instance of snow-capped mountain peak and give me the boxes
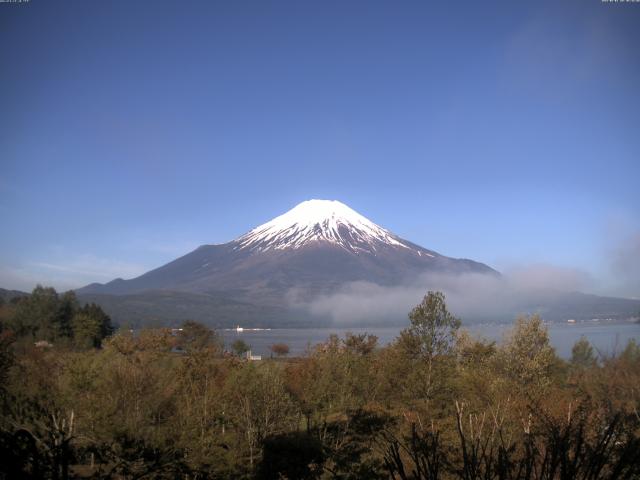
[235,199,412,253]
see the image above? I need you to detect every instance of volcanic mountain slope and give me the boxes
[77,200,497,325]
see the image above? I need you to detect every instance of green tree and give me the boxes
[571,336,596,368]
[500,314,556,392]
[177,320,220,354]
[399,291,461,361]
[69,303,113,349]
[395,291,461,404]
[55,291,78,340]
[72,312,102,349]
[620,338,640,363]
[231,339,250,357]
[8,285,60,341]
[453,329,497,403]
[77,303,114,339]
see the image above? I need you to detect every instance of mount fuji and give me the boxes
[77,200,497,326]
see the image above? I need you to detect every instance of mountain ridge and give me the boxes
[76,200,498,324]
[79,200,497,298]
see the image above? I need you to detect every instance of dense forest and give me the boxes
[0,287,639,479]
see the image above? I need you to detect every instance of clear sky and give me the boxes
[1,0,639,297]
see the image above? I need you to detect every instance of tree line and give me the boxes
[1,286,113,350]
[0,287,639,479]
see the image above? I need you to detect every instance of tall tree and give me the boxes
[55,291,78,340]
[8,285,60,341]
[571,336,596,369]
[500,314,556,392]
[231,339,250,357]
[72,312,102,349]
[77,303,114,339]
[399,291,461,361]
[395,291,461,406]
[177,320,220,354]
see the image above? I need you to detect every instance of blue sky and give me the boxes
[1,0,639,297]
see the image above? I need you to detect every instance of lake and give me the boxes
[220,321,640,359]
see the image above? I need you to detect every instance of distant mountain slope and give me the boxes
[76,200,639,327]
[519,291,640,321]
[77,290,297,329]
[0,288,29,303]
[78,200,497,321]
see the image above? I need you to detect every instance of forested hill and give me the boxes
[0,288,29,303]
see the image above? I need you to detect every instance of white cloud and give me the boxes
[296,264,598,325]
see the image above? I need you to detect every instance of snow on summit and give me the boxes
[235,199,412,253]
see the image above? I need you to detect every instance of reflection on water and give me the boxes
[220,322,640,359]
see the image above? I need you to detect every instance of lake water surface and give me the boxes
[220,322,640,359]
